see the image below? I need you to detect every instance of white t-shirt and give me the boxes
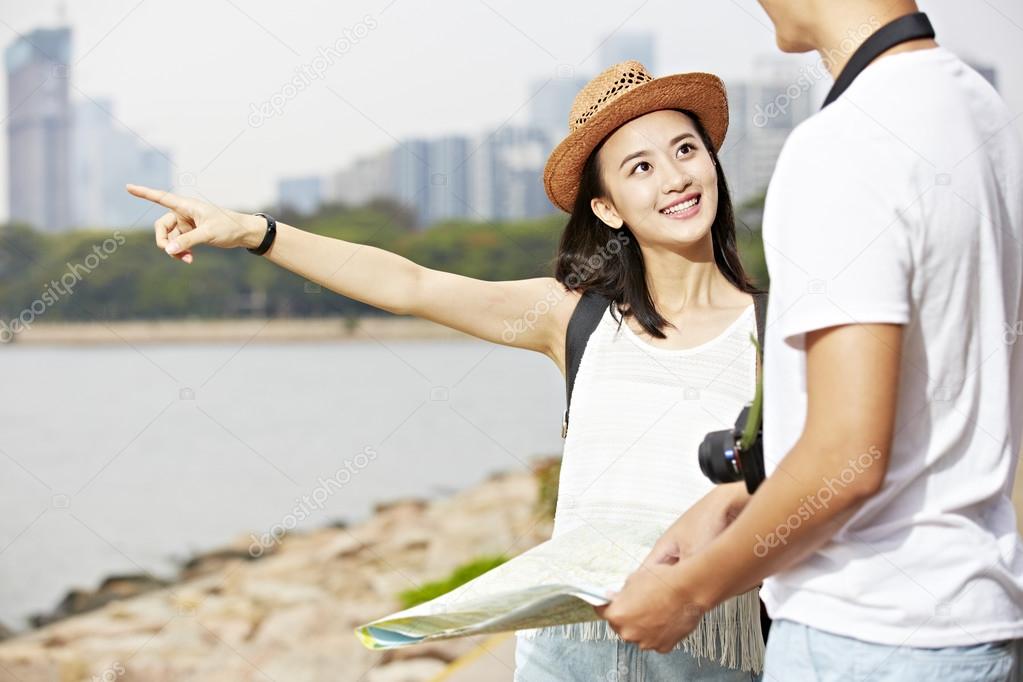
[760,45,1023,647]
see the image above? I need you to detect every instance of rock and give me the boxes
[379,644,459,665]
[366,659,448,682]
[30,574,170,627]
[313,533,368,562]
[180,548,259,580]
[372,498,428,515]
[0,468,545,681]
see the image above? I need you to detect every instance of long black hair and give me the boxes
[554,109,764,339]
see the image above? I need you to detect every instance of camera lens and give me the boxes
[699,428,741,484]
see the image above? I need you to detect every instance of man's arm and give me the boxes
[599,321,903,651]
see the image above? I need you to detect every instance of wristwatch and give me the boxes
[247,212,277,255]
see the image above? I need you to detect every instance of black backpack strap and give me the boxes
[562,290,611,438]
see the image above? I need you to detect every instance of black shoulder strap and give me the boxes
[562,290,611,438]
[821,12,935,108]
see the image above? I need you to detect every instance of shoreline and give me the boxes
[0,462,558,681]
[1,315,474,346]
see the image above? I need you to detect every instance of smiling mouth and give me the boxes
[660,195,700,216]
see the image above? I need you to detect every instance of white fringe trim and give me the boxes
[519,588,764,674]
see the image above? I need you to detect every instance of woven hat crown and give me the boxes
[544,60,728,212]
[568,60,655,133]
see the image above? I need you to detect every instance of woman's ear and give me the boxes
[590,196,624,229]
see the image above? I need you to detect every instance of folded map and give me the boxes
[355,521,665,649]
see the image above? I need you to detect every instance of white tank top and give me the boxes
[526,300,766,672]
[553,300,758,538]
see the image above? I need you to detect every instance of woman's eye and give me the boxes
[631,161,651,175]
[677,143,694,156]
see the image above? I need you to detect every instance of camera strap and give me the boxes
[821,12,935,108]
[561,290,769,438]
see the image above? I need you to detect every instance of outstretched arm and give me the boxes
[126,184,569,357]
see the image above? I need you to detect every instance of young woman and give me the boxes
[126,60,765,680]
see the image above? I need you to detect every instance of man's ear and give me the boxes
[591,196,624,229]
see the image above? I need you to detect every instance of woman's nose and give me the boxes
[662,170,692,194]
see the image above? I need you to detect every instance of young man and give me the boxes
[598,1,1023,678]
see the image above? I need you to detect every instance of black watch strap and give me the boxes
[247,213,277,255]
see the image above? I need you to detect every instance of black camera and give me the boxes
[698,403,766,494]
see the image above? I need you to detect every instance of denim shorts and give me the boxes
[763,619,1023,681]
[514,631,762,682]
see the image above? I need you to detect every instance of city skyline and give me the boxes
[0,0,1020,229]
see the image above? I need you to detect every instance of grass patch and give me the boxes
[398,555,509,609]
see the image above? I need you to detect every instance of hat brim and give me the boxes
[543,72,729,213]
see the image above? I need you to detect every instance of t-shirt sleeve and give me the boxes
[764,149,914,349]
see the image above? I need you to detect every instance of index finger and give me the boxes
[126,184,189,214]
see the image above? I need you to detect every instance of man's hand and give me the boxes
[598,323,902,654]
[642,482,750,567]
[594,561,706,653]
[595,484,748,652]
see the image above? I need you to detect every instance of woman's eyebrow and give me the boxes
[618,133,697,170]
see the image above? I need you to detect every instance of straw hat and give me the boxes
[543,60,729,213]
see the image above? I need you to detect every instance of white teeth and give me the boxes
[662,196,699,214]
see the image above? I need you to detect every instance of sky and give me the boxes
[0,0,1021,225]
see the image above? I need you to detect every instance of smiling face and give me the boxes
[591,109,718,251]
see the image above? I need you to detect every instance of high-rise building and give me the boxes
[277,176,323,216]
[390,138,430,225]
[468,126,551,222]
[5,27,74,232]
[528,73,587,144]
[73,97,173,228]
[326,149,392,208]
[423,136,472,225]
[381,135,476,227]
[721,57,821,207]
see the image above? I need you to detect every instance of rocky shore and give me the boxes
[0,466,555,682]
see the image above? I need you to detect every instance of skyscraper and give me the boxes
[326,149,392,208]
[73,97,173,229]
[5,27,74,232]
[528,73,588,144]
[277,176,323,216]
[468,125,550,222]
[424,136,472,225]
[721,57,822,207]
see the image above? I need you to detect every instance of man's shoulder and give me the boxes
[770,112,881,190]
